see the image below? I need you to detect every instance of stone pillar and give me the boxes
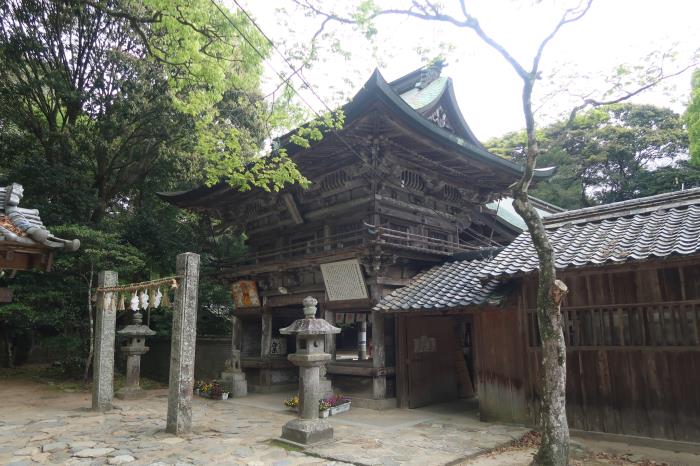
[299,365,321,420]
[221,316,247,397]
[371,310,386,400]
[358,320,368,360]
[92,271,118,411]
[166,253,200,435]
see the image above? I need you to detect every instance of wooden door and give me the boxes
[405,316,459,408]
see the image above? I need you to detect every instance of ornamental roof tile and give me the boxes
[0,183,80,252]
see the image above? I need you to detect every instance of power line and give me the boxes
[208,0,326,121]
[210,0,371,168]
[231,0,338,116]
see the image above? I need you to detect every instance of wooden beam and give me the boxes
[326,363,395,377]
[325,298,374,310]
[282,193,304,225]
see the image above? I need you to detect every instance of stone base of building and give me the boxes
[249,382,298,394]
[281,418,334,445]
[350,397,398,410]
[115,387,147,400]
[221,371,248,397]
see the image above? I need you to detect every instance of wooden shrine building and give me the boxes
[377,188,700,442]
[161,63,555,407]
[0,182,80,273]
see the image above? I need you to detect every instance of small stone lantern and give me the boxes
[116,310,155,399]
[279,296,340,445]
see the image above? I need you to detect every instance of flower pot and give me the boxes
[329,402,351,416]
[319,409,329,418]
[221,392,229,400]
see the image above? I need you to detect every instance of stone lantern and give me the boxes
[279,296,340,445]
[116,309,155,399]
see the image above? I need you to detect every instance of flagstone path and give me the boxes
[0,379,527,465]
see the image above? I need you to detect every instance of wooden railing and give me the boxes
[231,224,475,265]
[373,226,476,255]
[527,300,700,348]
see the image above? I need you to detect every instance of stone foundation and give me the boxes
[281,418,334,445]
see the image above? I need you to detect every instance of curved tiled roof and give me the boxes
[480,188,700,279]
[0,183,80,252]
[374,258,502,312]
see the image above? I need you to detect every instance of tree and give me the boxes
[688,70,700,165]
[487,103,691,208]
[0,0,306,223]
[287,1,696,464]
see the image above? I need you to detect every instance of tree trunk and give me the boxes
[513,79,570,466]
[83,265,95,383]
[3,325,14,369]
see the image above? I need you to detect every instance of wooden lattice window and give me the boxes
[527,301,700,348]
[400,170,425,192]
[321,170,348,192]
[443,184,462,202]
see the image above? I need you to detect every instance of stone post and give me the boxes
[92,271,118,411]
[280,297,340,445]
[166,253,200,435]
[371,310,386,400]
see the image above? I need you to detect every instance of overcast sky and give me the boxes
[235,0,700,140]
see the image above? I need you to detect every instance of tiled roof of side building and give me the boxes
[0,183,80,251]
[374,258,503,313]
[479,188,700,279]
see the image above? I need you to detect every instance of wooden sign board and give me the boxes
[0,288,12,303]
[231,280,260,308]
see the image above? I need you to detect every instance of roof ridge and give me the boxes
[544,188,700,228]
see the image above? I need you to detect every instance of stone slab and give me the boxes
[281,419,333,445]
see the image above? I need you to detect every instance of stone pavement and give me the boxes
[0,379,528,465]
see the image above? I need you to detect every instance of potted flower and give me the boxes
[284,395,299,411]
[210,381,229,400]
[319,399,331,418]
[194,380,204,396]
[325,394,351,415]
[199,381,212,397]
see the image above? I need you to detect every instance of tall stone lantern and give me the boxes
[279,296,340,445]
[116,309,155,399]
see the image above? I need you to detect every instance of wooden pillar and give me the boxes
[324,308,336,360]
[261,310,272,358]
[92,271,118,411]
[166,252,200,435]
[395,314,409,408]
[371,310,386,399]
[260,309,273,386]
[358,320,368,360]
[231,316,242,371]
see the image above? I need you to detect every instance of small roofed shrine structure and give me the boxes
[0,183,80,273]
[160,62,555,407]
[377,187,700,441]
